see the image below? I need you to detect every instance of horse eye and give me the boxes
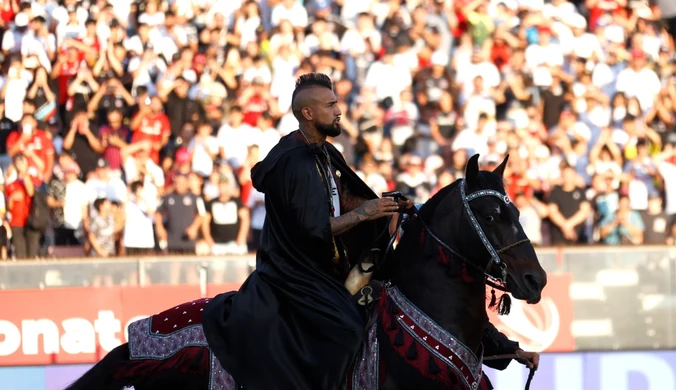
[485,215,495,223]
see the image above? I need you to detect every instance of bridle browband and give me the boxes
[414,178,530,288]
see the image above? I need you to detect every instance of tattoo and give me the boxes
[342,183,368,212]
[330,202,375,235]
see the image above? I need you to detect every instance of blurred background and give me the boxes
[0,0,675,388]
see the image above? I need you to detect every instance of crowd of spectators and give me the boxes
[0,0,674,263]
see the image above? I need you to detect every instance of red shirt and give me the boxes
[6,130,54,181]
[0,1,18,24]
[131,113,171,164]
[242,95,267,127]
[588,1,627,31]
[6,179,31,227]
[57,60,81,104]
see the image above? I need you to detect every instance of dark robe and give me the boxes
[482,319,520,370]
[202,131,388,390]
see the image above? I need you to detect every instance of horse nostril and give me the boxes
[524,274,540,292]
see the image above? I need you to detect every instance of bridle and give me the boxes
[414,178,531,287]
[414,179,536,390]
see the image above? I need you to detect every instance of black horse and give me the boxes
[66,154,546,390]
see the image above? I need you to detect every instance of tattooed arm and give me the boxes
[342,184,369,212]
[330,197,399,235]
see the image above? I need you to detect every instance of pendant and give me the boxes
[336,170,341,178]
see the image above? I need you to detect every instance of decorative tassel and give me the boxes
[497,293,512,315]
[428,356,440,375]
[389,316,398,331]
[406,343,417,360]
[394,328,405,346]
[488,288,497,309]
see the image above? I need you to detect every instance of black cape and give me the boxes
[482,319,520,370]
[202,131,388,390]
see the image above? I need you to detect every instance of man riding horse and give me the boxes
[202,73,538,390]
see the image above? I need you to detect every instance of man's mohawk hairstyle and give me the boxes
[292,72,333,101]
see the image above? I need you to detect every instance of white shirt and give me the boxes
[189,135,219,177]
[85,177,128,215]
[217,124,253,169]
[2,30,25,53]
[525,43,564,70]
[122,157,164,212]
[246,188,266,230]
[271,3,308,28]
[21,32,56,72]
[123,197,155,249]
[452,129,489,157]
[63,180,89,230]
[3,76,30,122]
[615,67,662,111]
[256,128,281,161]
[364,61,412,103]
[658,162,676,215]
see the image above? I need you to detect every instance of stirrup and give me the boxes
[358,248,381,273]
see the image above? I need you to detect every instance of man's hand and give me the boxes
[331,197,399,235]
[515,349,539,369]
[356,197,400,221]
[397,198,415,212]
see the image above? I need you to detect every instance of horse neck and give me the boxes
[390,215,488,355]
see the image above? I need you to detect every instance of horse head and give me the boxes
[453,153,547,303]
[387,153,546,309]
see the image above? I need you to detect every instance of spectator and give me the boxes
[547,165,591,245]
[6,113,54,182]
[63,110,103,178]
[47,156,87,246]
[155,172,204,255]
[203,176,250,257]
[6,154,37,258]
[599,194,645,245]
[88,197,121,258]
[641,194,672,245]
[130,95,171,164]
[85,158,127,208]
[98,107,132,177]
[123,180,155,256]
[188,120,218,178]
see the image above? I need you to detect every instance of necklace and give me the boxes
[299,129,335,215]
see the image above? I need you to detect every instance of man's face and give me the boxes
[175,80,189,97]
[175,175,188,193]
[150,97,163,113]
[107,110,122,127]
[21,117,36,133]
[230,110,243,126]
[311,87,342,138]
[30,20,41,33]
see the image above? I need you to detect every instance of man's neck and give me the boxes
[298,126,326,145]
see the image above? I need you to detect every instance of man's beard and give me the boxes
[316,120,342,137]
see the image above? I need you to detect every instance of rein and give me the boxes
[483,354,537,390]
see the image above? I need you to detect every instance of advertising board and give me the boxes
[1,351,675,390]
[0,283,240,366]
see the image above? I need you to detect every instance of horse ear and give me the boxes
[492,154,510,178]
[465,154,480,187]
